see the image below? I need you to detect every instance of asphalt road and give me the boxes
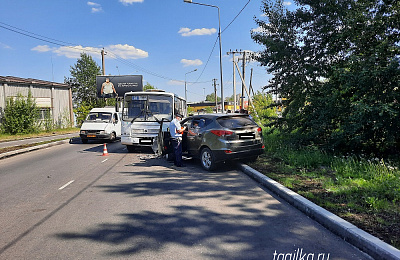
[0,140,372,259]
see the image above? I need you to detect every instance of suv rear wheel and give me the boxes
[200,147,216,171]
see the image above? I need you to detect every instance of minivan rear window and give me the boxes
[217,116,257,129]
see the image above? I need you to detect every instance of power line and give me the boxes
[222,0,251,34]
[0,22,78,47]
[191,0,252,85]
[1,0,252,85]
[0,21,204,83]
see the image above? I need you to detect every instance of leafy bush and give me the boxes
[1,92,39,134]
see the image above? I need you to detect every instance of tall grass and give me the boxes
[261,128,400,211]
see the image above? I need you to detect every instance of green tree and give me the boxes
[205,93,221,102]
[187,106,195,115]
[1,91,39,134]
[248,91,277,126]
[65,53,103,126]
[66,53,101,106]
[144,82,156,91]
[252,0,400,155]
[205,107,214,113]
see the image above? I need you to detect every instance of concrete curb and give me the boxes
[239,163,400,260]
[0,139,70,160]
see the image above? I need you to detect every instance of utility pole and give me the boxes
[213,78,218,113]
[241,51,247,109]
[227,50,253,110]
[227,49,241,112]
[249,68,254,97]
[101,48,106,75]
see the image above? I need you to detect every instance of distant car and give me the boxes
[180,113,265,171]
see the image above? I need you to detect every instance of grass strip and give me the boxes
[249,130,400,249]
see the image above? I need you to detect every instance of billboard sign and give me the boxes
[96,75,143,98]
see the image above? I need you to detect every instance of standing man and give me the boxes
[169,113,185,167]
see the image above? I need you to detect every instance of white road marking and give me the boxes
[58,180,74,190]
[101,158,108,163]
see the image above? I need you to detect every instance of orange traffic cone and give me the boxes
[102,143,109,156]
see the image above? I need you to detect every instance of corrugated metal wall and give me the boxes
[31,86,52,98]
[52,87,71,126]
[0,81,72,128]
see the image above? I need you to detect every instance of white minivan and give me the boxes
[79,107,122,143]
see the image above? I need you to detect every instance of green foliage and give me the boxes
[248,91,277,126]
[262,131,400,212]
[66,53,101,107]
[143,82,156,91]
[205,93,221,102]
[205,107,214,113]
[187,106,195,115]
[1,92,39,134]
[252,0,400,156]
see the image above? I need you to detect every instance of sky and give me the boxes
[0,0,296,103]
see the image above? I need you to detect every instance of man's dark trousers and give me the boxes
[171,138,182,167]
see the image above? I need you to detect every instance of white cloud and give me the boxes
[31,45,54,52]
[31,44,148,60]
[181,59,203,67]
[283,1,292,6]
[167,80,184,86]
[87,1,103,13]
[178,27,217,37]
[54,46,101,59]
[119,0,144,5]
[0,42,12,49]
[91,7,103,13]
[107,44,148,59]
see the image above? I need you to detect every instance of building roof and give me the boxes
[0,76,69,88]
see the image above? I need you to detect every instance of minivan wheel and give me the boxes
[200,147,216,171]
[109,132,116,142]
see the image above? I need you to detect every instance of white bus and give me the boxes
[121,89,187,153]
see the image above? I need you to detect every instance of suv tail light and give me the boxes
[257,127,262,133]
[211,130,233,137]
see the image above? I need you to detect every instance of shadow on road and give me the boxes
[52,158,355,259]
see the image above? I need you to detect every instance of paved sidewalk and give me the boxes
[0,133,79,160]
[239,163,400,260]
[0,133,78,149]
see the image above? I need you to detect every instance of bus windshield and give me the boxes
[123,94,173,122]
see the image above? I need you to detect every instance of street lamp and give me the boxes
[185,69,197,102]
[183,0,224,112]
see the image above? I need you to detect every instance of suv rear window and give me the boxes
[217,116,257,129]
